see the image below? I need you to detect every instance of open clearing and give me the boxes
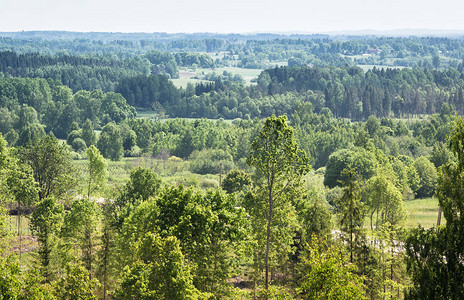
[404,197,441,228]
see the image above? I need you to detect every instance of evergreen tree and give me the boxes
[246,115,310,294]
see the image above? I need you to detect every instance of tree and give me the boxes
[363,173,406,230]
[324,148,378,188]
[97,202,115,300]
[17,123,46,147]
[6,162,38,261]
[0,134,13,253]
[222,169,252,194]
[66,129,82,146]
[405,116,464,298]
[62,197,101,278]
[52,263,99,300]
[82,119,96,147]
[72,138,87,153]
[97,123,123,161]
[413,156,438,197]
[298,237,367,300]
[246,115,310,293]
[117,233,203,300]
[20,134,74,200]
[86,145,106,199]
[336,169,364,263]
[30,196,64,282]
[112,167,161,230]
[117,186,245,295]
[0,254,22,299]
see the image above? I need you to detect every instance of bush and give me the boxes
[200,178,219,189]
[222,169,252,194]
[72,138,87,153]
[189,148,235,175]
[67,129,82,146]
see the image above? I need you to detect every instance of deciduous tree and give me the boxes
[30,196,64,282]
[20,134,74,200]
[86,145,106,199]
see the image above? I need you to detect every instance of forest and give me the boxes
[1,32,464,299]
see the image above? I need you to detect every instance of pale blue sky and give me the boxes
[0,0,463,33]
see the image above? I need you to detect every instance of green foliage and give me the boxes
[406,116,464,298]
[52,264,99,300]
[4,34,464,299]
[116,167,161,209]
[390,157,414,199]
[292,184,333,263]
[246,115,310,290]
[81,119,96,147]
[118,185,245,295]
[189,148,235,175]
[298,237,367,300]
[335,170,365,263]
[365,116,381,138]
[0,254,22,299]
[85,145,106,198]
[17,123,46,147]
[66,130,82,146]
[6,162,39,211]
[324,147,378,188]
[117,234,205,300]
[116,74,180,108]
[429,141,453,168]
[30,196,64,282]
[364,173,406,230]
[20,134,74,200]
[62,197,101,276]
[71,138,87,153]
[222,169,252,194]
[413,156,438,197]
[22,268,57,300]
[97,123,123,161]
[109,166,162,232]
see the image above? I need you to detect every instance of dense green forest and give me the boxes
[1,32,464,299]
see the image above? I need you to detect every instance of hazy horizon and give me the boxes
[1,0,463,34]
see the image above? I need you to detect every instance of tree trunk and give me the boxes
[437,206,443,226]
[350,192,353,263]
[265,197,273,296]
[44,235,50,283]
[102,229,108,300]
[18,200,21,261]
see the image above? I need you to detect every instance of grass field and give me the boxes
[357,64,406,71]
[171,77,212,89]
[136,109,238,123]
[9,215,31,236]
[404,197,441,228]
[177,66,262,86]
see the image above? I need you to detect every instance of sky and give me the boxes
[0,0,463,34]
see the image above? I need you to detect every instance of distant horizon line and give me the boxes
[2,28,464,37]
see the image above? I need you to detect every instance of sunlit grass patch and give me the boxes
[404,197,441,229]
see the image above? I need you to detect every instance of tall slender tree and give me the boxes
[247,115,310,294]
[6,163,38,261]
[29,196,63,282]
[337,169,364,263]
[86,145,106,199]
